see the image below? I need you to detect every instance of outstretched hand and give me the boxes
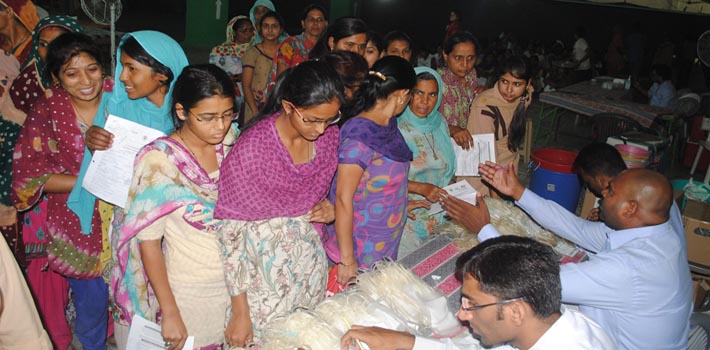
[478,161,525,200]
[442,193,490,233]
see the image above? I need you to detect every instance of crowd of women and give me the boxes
[1,0,535,349]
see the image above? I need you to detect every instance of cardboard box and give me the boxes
[692,272,710,311]
[682,199,710,268]
[578,189,598,219]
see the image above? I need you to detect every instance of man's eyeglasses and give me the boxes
[188,110,238,124]
[285,101,341,126]
[460,296,524,312]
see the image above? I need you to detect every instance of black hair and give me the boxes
[366,30,383,51]
[500,55,532,152]
[46,32,102,80]
[232,17,253,33]
[575,26,587,39]
[443,30,478,55]
[121,36,173,86]
[416,71,437,84]
[244,60,344,131]
[455,236,561,319]
[309,17,367,60]
[259,10,284,35]
[651,64,672,81]
[170,64,235,130]
[322,50,368,95]
[348,56,416,116]
[301,4,328,22]
[383,30,412,51]
[573,142,627,179]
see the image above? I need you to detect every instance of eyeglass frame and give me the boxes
[460,296,525,312]
[187,109,238,124]
[284,100,341,126]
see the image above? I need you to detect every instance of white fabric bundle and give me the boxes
[260,261,462,349]
[260,309,341,350]
[484,197,577,254]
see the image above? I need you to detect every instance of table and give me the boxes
[399,234,464,314]
[534,79,672,145]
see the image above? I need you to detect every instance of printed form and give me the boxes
[82,115,165,207]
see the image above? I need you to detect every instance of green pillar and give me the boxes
[184,0,228,47]
[330,0,355,18]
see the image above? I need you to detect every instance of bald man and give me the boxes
[443,164,693,350]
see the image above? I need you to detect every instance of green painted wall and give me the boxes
[330,0,355,18]
[184,0,228,47]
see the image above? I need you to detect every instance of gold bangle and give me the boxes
[337,261,356,267]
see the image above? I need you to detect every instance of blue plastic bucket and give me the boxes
[529,148,581,213]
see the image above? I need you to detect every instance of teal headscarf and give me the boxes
[398,66,456,181]
[249,0,287,44]
[68,30,189,234]
[24,16,83,88]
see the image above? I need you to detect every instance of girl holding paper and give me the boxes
[124,65,238,350]
[12,32,112,350]
[397,67,455,256]
[465,56,532,196]
[66,30,189,350]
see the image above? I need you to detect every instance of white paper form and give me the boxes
[453,133,496,176]
[82,115,165,207]
[126,315,194,350]
[427,180,478,215]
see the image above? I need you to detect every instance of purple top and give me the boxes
[215,112,339,221]
[325,117,411,267]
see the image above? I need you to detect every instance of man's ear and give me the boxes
[622,199,638,218]
[508,300,526,326]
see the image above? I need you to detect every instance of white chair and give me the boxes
[690,117,710,183]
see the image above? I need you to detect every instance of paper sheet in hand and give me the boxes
[453,133,495,176]
[427,180,478,215]
[82,115,165,207]
[126,315,194,350]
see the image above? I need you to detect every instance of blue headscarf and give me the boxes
[68,30,189,234]
[398,66,456,181]
[249,0,287,44]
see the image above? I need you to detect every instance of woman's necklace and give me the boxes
[424,133,439,160]
[178,129,198,158]
[70,102,92,127]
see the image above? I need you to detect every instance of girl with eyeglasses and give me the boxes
[325,56,416,286]
[215,60,344,346]
[121,64,238,350]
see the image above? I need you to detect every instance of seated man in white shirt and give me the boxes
[442,165,693,350]
[572,142,686,258]
[340,235,615,350]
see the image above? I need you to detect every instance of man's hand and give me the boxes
[442,193,490,233]
[478,161,524,200]
[586,207,600,221]
[341,326,415,350]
